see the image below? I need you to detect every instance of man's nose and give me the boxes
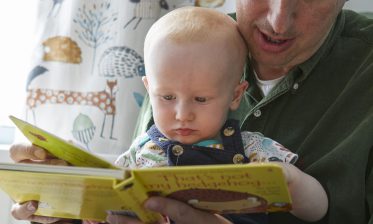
[267,0,296,35]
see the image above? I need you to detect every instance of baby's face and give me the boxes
[144,39,246,144]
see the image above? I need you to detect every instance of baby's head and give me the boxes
[143,7,248,144]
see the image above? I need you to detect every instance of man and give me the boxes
[10,0,373,223]
[126,0,373,223]
[232,0,373,223]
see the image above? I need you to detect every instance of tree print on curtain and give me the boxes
[73,1,118,74]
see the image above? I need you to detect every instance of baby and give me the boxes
[116,6,327,224]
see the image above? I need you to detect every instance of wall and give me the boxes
[344,0,373,12]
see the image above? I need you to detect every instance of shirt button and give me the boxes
[223,127,235,136]
[172,145,184,156]
[293,83,299,90]
[233,154,245,164]
[254,109,262,117]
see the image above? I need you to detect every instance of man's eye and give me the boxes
[162,95,175,100]
[195,97,207,103]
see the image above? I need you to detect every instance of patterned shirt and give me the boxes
[115,130,298,168]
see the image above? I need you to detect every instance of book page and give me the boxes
[0,162,126,179]
[9,116,117,169]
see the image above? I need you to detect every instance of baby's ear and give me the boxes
[230,80,249,111]
[142,76,149,91]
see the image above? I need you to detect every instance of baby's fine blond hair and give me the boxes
[148,7,237,41]
[144,6,247,82]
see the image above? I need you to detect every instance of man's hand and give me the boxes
[9,143,69,165]
[11,201,62,223]
[106,197,232,224]
[9,143,70,223]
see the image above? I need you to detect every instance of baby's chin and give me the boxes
[169,135,203,145]
[175,138,200,145]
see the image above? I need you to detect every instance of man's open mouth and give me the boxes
[262,33,288,45]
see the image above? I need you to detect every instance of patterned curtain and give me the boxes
[25,0,235,157]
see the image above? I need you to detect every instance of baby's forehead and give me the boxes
[147,37,243,82]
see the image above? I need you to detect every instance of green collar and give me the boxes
[194,139,221,147]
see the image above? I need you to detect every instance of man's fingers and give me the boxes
[11,201,38,220]
[29,215,63,224]
[83,221,107,224]
[9,143,69,165]
[144,197,196,224]
[11,201,61,223]
[106,213,143,224]
[9,144,47,162]
[144,197,228,224]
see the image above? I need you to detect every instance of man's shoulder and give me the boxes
[342,10,373,44]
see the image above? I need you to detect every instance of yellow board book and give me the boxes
[0,116,293,223]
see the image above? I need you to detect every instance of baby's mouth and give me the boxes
[175,128,194,136]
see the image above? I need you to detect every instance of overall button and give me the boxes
[233,154,245,164]
[254,109,261,117]
[223,127,235,136]
[172,145,184,156]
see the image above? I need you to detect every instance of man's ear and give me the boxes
[230,80,249,111]
[142,76,149,92]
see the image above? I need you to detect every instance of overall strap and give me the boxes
[146,120,249,166]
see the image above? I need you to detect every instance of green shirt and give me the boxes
[134,10,373,224]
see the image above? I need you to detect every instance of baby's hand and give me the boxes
[274,162,300,185]
[272,162,328,222]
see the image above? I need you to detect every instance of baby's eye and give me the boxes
[195,97,207,103]
[162,95,175,100]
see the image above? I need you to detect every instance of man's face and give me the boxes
[236,0,345,78]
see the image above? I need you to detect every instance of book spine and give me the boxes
[114,176,162,223]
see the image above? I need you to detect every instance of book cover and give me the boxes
[0,116,293,223]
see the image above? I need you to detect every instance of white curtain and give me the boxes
[23,0,235,157]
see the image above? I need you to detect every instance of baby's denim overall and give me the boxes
[147,119,268,224]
